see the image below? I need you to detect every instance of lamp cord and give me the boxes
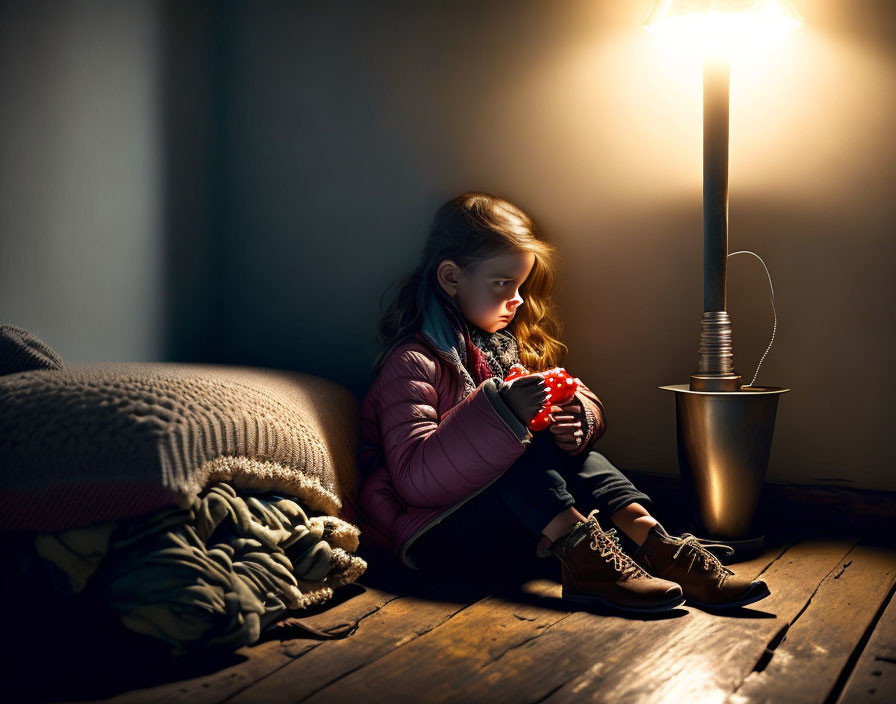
[727,250,777,388]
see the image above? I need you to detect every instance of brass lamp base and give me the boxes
[659,384,790,540]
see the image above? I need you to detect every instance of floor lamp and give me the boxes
[643,0,800,549]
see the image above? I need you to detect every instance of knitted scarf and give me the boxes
[414,276,521,400]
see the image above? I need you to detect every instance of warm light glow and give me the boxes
[644,0,803,55]
[417,1,887,213]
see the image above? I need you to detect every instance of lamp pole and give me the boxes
[691,54,742,392]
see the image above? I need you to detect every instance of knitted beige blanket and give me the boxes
[0,362,361,532]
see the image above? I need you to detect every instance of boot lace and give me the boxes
[672,534,736,588]
[583,510,650,580]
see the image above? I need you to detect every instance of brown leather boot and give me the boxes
[633,525,771,610]
[549,510,685,613]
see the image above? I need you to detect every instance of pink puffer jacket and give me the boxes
[343,331,608,569]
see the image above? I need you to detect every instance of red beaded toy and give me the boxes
[503,363,579,431]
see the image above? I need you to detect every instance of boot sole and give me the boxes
[686,581,772,611]
[561,588,687,614]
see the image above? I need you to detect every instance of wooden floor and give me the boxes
[17,527,896,704]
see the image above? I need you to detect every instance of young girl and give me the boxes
[348,192,770,613]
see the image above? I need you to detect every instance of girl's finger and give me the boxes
[561,395,582,405]
[558,431,584,446]
[553,431,584,444]
[550,422,582,433]
[557,430,581,440]
[553,438,582,452]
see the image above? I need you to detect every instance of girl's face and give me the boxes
[439,251,536,333]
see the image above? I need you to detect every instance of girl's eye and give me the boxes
[496,281,511,287]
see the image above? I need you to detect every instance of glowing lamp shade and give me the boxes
[643,0,803,53]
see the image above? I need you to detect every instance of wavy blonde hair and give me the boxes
[373,191,568,374]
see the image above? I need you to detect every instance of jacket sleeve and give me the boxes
[564,378,608,457]
[376,347,532,508]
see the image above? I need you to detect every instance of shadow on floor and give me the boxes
[8,601,248,703]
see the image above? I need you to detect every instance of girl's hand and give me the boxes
[499,374,546,426]
[549,393,587,452]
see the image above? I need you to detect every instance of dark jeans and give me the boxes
[406,430,653,572]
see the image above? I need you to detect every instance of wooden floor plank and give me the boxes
[424,539,786,704]
[727,541,896,704]
[100,584,399,704]
[222,547,781,704]
[297,577,570,704]
[275,537,806,704]
[536,537,862,704]
[837,581,896,703]
[40,534,896,704]
[227,594,477,703]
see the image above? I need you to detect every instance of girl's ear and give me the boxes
[436,259,460,297]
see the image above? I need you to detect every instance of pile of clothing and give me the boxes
[0,324,366,656]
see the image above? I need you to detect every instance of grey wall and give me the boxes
[1,1,894,490]
[0,1,163,362]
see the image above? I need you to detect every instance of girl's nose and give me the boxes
[510,291,524,309]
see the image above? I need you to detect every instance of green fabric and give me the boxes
[33,482,342,656]
[33,522,114,593]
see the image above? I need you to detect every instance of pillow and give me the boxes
[0,323,65,374]
[0,361,360,533]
